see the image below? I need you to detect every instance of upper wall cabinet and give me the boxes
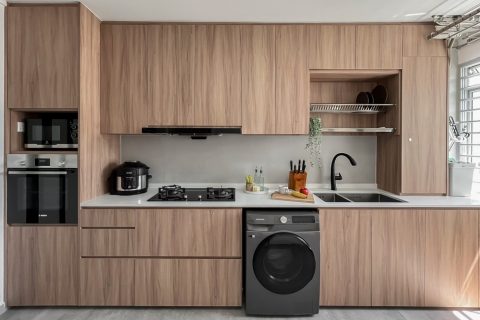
[7,5,80,109]
[194,25,242,127]
[147,25,195,127]
[356,25,402,69]
[307,25,356,69]
[240,25,276,134]
[275,25,309,135]
[403,25,446,57]
[101,24,149,134]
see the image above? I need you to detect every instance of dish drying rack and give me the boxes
[310,103,395,114]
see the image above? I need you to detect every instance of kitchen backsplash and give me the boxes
[121,135,377,185]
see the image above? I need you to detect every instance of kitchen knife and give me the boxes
[298,160,301,173]
[293,165,297,173]
[302,160,306,172]
[290,160,293,172]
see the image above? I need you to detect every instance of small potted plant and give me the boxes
[306,117,322,168]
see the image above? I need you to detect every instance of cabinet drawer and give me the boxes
[135,258,242,306]
[136,209,242,257]
[80,228,135,257]
[79,258,135,306]
[81,209,136,228]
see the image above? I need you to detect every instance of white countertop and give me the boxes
[80,184,480,209]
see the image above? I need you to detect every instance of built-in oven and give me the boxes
[7,154,78,225]
[24,113,78,149]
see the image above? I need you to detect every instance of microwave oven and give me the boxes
[24,113,78,149]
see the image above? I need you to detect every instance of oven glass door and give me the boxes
[7,170,74,224]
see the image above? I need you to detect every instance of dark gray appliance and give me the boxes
[24,113,78,149]
[245,208,320,316]
[109,161,151,195]
[7,154,78,224]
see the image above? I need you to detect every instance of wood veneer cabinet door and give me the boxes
[319,209,371,306]
[194,25,241,126]
[100,24,148,134]
[425,210,479,307]
[136,209,242,257]
[79,258,135,306]
[240,25,276,134]
[135,259,242,306]
[148,25,195,126]
[403,24,447,57]
[7,5,79,109]
[307,25,356,69]
[6,226,78,306]
[402,57,447,194]
[275,25,309,134]
[356,25,402,69]
[371,209,425,307]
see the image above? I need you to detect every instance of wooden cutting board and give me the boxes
[271,192,315,203]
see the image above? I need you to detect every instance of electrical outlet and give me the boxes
[17,121,24,133]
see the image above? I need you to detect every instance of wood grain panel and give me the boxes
[148,25,195,126]
[319,209,371,306]
[80,228,135,257]
[356,25,402,69]
[6,226,78,306]
[240,25,276,134]
[79,4,119,202]
[136,209,242,257]
[7,5,80,108]
[275,25,309,134]
[402,57,447,194]
[403,24,447,57]
[377,134,401,194]
[79,258,135,306]
[135,259,242,306]
[80,209,135,227]
[100,24,148,133]
[372,209,425,307]
[308,25,356,69]
[425,210,479,307]
[194,25,241,126]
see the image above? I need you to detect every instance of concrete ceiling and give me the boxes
[7,0,480,22]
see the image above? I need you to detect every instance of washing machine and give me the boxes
[245,208,319,316]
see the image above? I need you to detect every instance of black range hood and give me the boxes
[142,127,242,139]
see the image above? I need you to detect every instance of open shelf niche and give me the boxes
[309,70,401,135]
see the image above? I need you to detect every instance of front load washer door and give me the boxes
[253,232,316,295]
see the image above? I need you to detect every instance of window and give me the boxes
[459,61,480,191]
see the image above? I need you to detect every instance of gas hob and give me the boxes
[148,185,235,202]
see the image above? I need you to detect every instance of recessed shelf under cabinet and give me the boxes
[310,103,395,114]
[320,127,395,133]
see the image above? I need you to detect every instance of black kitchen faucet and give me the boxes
[330,153,357,191]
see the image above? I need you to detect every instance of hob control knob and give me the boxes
[280,216,288,224]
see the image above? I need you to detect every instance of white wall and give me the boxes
[458,40,480,65]
[121,135,377,186]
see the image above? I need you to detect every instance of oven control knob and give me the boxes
[280,216,288,224]
[58,161,66,167]
[18,160,26,166]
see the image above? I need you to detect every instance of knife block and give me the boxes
[288,171,307,191]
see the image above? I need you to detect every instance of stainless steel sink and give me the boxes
[338,193,406,203]
[314,193,351,203]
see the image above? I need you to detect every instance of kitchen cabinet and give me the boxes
[194,25,242,127]
[7,5,79,109]
[135,259,242,306]
[100,24,149,134]
[307,25,356,69]
[403,24,447,57]
[319,209,371,306]
[136,209,242,257]
[401,57,447,194]
[371,210,425,306]
[79,258,135,306]
[275,25,309,134]
[6,226,78,306]
[148,25,195,126]
[240,25,276,134]
[356,25,402,69]
[425,210,479,307]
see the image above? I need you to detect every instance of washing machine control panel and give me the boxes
[280,216,288,224]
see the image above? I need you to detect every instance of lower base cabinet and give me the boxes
[79,258,135,306]
[135,259,242,306]
[7,226,78,306]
